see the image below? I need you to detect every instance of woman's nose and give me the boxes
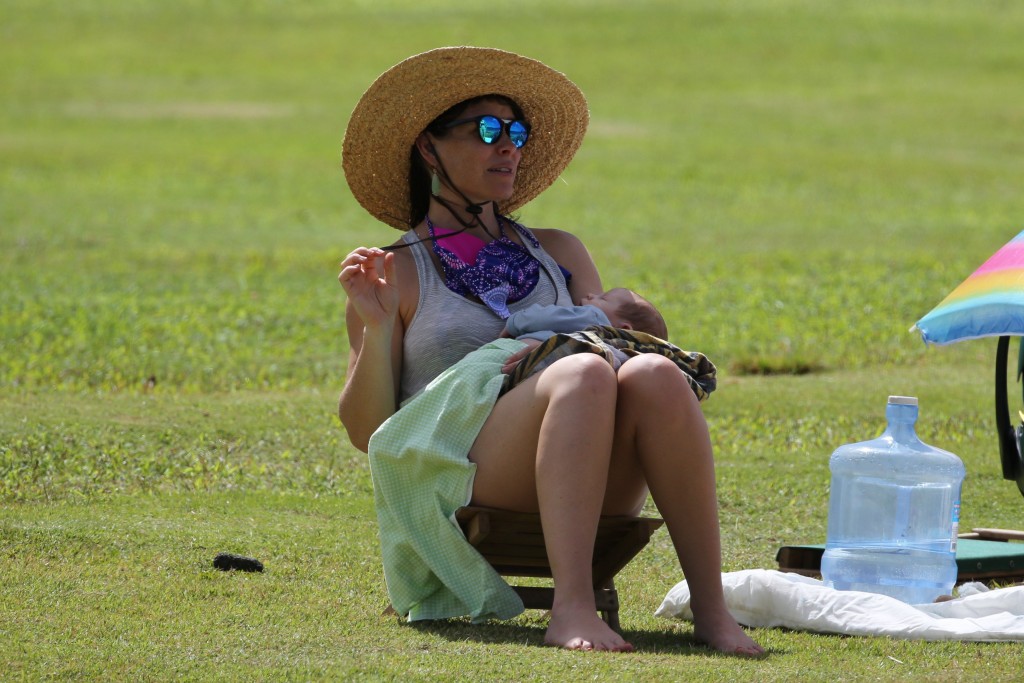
[495,135,519,154]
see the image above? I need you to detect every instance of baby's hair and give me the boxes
[618,295,668,341]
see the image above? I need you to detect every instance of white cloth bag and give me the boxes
[656,569,1024,641]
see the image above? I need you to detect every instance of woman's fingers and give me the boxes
[501,339,541,374]
[338,247,388,287]
[381,250,397,287]
[340,246,385,267]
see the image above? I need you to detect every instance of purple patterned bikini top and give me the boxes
[427,215,542,319]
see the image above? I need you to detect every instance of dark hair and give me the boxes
[619,296,669,341]
[407,95,526,228]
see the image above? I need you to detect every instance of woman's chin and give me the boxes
[489,173,517,196]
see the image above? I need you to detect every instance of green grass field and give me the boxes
[3,0,1024,679]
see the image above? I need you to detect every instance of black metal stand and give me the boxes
[994,335,1024,497]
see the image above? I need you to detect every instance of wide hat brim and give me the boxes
[342,46,589,230]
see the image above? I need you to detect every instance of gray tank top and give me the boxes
[399,227,573,402]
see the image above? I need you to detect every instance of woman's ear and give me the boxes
[415,133,437,167]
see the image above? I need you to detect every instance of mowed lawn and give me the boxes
[3,1,1024,680]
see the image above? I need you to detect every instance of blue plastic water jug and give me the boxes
[820,396,965,604]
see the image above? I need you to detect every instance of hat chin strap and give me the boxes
[431,194,496,239]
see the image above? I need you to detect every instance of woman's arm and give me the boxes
[337,247,406,452]
[533,228,603,304]
[338,301,404,452]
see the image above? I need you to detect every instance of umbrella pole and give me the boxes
[995,335,1024,498]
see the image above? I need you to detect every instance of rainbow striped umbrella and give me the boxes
[914,230,1024,345]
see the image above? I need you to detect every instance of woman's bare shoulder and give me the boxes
[529,227,589,257]
[529,226,581,242]
[527,226,600,298]
[385,243,421,321]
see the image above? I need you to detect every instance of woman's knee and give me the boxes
[538,353,618,402]
[616,355,705,428]
[618,354,694,395]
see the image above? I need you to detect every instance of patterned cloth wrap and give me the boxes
[500,325,717,400]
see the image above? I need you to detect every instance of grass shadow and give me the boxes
[623,628,788,658]
[400,614,787,657]
[404,616,547,648]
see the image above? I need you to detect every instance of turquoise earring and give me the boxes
[430,169,441,197]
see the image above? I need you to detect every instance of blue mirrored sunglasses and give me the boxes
[444,115,531,148]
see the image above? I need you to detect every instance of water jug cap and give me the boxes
[887,395,918,406]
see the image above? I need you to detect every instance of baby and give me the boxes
[485,287,710,399]
[502,288,668,342]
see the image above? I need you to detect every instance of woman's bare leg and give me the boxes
[470,354,633,651]
[612,355,764,657]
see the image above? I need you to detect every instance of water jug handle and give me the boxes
[995,335,1024,498]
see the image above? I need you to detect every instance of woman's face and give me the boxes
[426,99,523,206]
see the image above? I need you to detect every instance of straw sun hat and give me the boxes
[342,46,589,229]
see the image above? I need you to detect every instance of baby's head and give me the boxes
[582,288,668,340]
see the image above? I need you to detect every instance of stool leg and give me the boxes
[594,582,621,634]
[605,607,620,634]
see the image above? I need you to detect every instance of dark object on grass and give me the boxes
[213,553,264,572]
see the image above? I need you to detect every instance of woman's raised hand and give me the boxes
[338,247,399,329]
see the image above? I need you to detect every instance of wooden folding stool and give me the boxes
[454,506,664,633]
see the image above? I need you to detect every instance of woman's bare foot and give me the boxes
[692,609,765,658]
[544,606,634,652]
